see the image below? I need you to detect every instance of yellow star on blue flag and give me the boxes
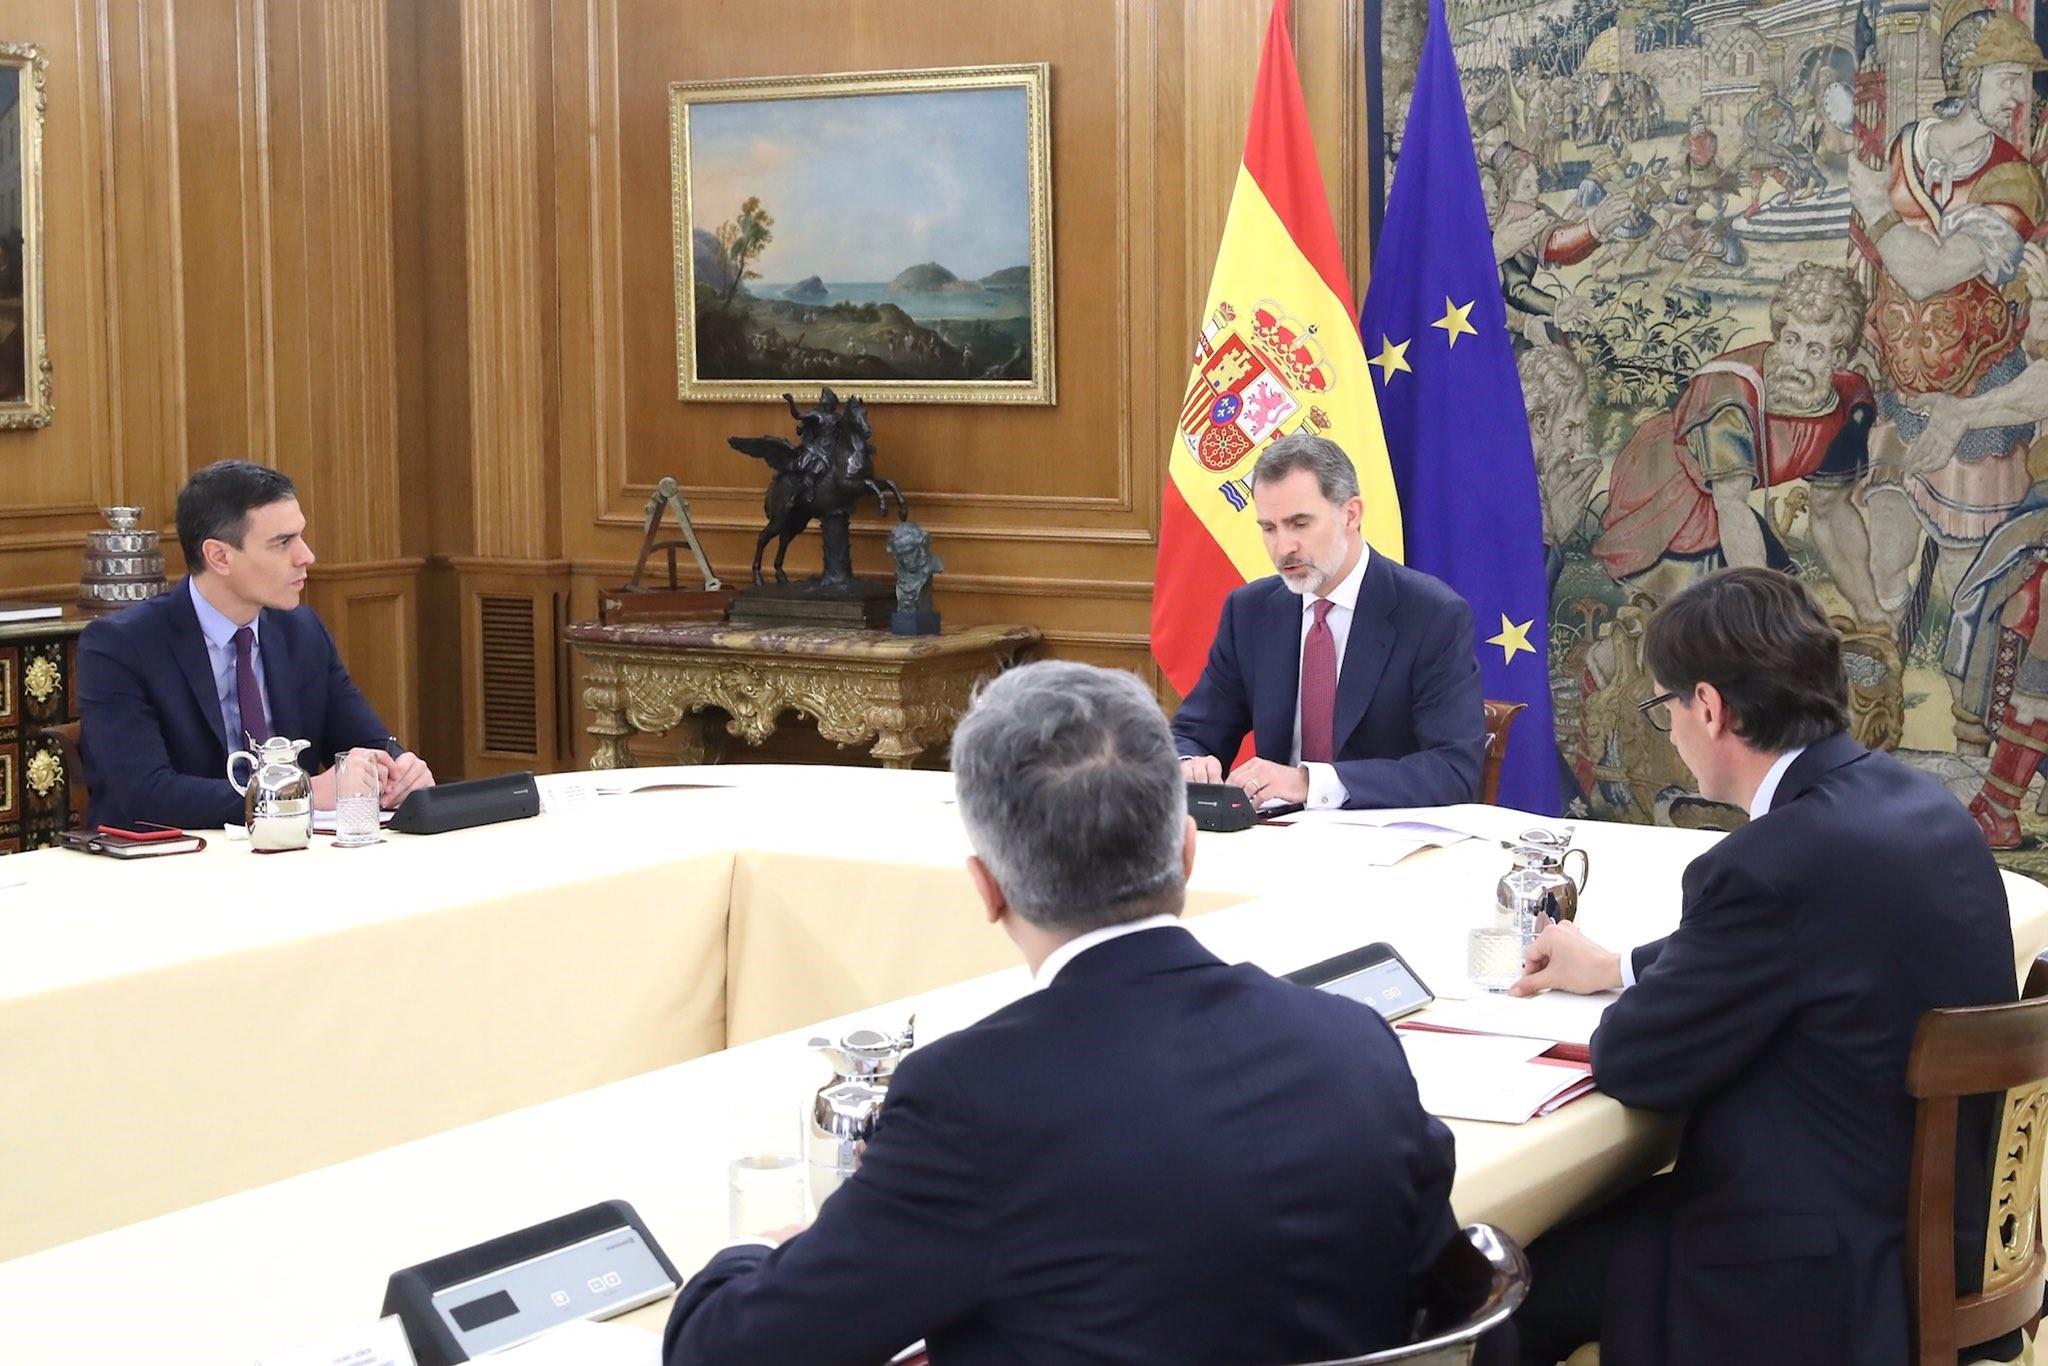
[1486,614,1535,664]
[1431,297,1477,347]
[1370,336,1412,381]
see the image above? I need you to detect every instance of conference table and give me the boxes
[4,765,2045,1362]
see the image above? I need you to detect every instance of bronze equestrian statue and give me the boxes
[728,388,907,589]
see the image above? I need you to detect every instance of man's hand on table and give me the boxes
[1510,921,1623,997]
[1181,755,1224,784]
[1224,757,1308,807]
[379,750,434,808]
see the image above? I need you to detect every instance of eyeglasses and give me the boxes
[1637,689,1681,734]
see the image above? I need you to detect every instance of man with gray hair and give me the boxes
[1172,432,1486,809]
[665,660,1467,1365]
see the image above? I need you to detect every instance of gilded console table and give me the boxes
[567,620,1040,769]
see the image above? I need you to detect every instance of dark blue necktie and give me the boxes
[232,625,270,745]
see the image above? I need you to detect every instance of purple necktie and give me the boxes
[1300,598,1337,764]
[232,625,270,745]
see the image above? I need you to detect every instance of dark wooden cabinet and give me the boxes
[0,617,87,853]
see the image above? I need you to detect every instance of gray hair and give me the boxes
[1252,432,1361,506]
[950,661,1187,933]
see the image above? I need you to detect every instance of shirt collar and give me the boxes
[1747,745,1806,820]
[1301,541,1370,618]
[188,577,258,651]
[1033,914,1183,990]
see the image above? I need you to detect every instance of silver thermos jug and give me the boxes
[807,1017,916,1206]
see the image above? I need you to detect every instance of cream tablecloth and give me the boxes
[5,763,2044,1274]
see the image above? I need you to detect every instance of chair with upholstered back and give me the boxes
[1291,1223,1529,1366]
[36,720,88,832]
[1906,987,2048,1365]
[1480,701,1526,806]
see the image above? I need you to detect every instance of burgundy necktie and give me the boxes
[232,625,270,745]
[1300,598,1337,764]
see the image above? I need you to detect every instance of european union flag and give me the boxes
[1361,0,1559,814]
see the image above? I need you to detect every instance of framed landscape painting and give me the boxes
[0,41,49,430]
[670,63,1054,406]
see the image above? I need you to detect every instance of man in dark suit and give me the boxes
[1171,433,1485,810]
[77,460,433,831]
[665,661,1470,1365]
[1509,568,2019,1366]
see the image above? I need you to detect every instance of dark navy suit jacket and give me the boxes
[1589,732,2017,1366]
[664,926,1461,1366]
[76,579,390,831]
[1169,554,1485,809]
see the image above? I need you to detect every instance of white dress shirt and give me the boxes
[1286,545,1371,811]
[1034,914,1183,989]
[188,578,272,747]
[1618,744,1806,989]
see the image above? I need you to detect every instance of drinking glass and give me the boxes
[1467,925,1526,993]
[332,749,382,848]
[728,1153,810,1240]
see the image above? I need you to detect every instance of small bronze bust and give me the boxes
[887,520,943,636]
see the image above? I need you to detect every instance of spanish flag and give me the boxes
[1151,0,1402,696]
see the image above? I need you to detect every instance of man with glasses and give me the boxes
[1508,568,2018,1366]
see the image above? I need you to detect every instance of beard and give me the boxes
[1763,347,1832,414]
[1274,540,1349,596]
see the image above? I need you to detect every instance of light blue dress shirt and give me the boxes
[188,578,274,746]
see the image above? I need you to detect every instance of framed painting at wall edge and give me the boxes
[0,40,47,431]
[670,62,1055,407]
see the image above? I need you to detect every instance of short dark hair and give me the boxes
[1643,567,1848,752]
[176,460,297,567]
[1251,432,1362,505]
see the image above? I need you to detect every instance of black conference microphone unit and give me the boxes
[1186,781,1258,832]
[387,771,540,835]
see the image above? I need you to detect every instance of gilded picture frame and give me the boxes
[0,41,49,430]
[670,63,1055,406]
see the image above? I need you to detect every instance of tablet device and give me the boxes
[1284,941,1434,1021]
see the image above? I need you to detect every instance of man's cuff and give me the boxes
[1618,947,1637,990]
[1304,762,1345,810]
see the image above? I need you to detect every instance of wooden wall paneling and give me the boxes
[0,3,132,604]
[569,1,1154,550]
[302,558,424,753]
[451,557,566,775]
[458,0,554,562]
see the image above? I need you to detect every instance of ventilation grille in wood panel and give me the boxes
[478,594,538,755]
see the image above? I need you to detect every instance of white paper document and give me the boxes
[1268,821,1436,866]
[1420,990,1618,1047]
[1397,1027,1595,1124]
[1308,804,1561,845]
[254,1314,416,1366]
[494,1317,662,1365]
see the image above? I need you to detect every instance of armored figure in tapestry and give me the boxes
[1375,0,2048,871]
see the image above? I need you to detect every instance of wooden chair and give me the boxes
[36,720,88,831]
[1906,987,2048,1365]
[1480,700,1526,806]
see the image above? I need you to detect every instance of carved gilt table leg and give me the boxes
[583,654,635,771]
[869,708,922,769]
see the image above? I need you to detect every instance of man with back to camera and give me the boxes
[1507,567,2019,1366]
[1170,432,1486,810]
[664,660,1484,1365]
[77,459,434,831]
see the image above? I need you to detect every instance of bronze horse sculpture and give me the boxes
[728,389,907,589]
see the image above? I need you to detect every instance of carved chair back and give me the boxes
[1905,979,2048,1364]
